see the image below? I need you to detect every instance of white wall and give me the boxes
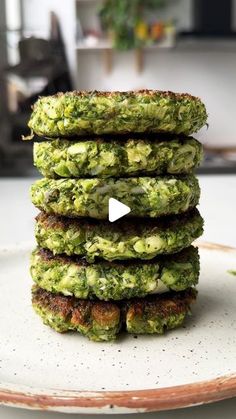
[76,46,236,147]
[150,0,193,31]
[22,0,193,86]
[21,0,236,147]
[76,0,193,33]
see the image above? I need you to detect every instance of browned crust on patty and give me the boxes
[123,288,196,320]
[35,248,155,268]
[35,208,200,235]
[32,285,121,327]
[38,90,200,101]
[37,248,89,267]
[32,285,196,324]
[34,245,197,269]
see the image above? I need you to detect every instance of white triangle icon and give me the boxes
[108,198,131,222]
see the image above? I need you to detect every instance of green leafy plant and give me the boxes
[99,0,168,50]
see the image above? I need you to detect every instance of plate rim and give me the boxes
[0,375,236,413]
[1,241,236,413]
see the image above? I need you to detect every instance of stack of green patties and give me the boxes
[27,90,207,342]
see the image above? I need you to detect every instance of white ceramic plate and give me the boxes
[0,242,236,414]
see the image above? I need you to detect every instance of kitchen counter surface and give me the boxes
[176,37,236,52]
[0,175,235,418]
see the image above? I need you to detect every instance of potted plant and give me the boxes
[99,0,169,50]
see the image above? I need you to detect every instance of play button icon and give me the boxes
[108,198,131,222]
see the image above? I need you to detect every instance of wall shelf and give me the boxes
[76,39,112,50]
[76,0,103,3]
[75,0,176,73]
[76,40,175,51]
[76,39,175,73]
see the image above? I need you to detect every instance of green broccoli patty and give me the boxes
[35,209,203,262]
[33,137,203,178]
[32,285,197,342]
[27,90,207,137]
[31,175,200,220]
[30,246,199,301]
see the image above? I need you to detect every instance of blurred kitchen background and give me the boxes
[1,0,236,176]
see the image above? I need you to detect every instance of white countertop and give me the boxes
[0,175,235,418]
